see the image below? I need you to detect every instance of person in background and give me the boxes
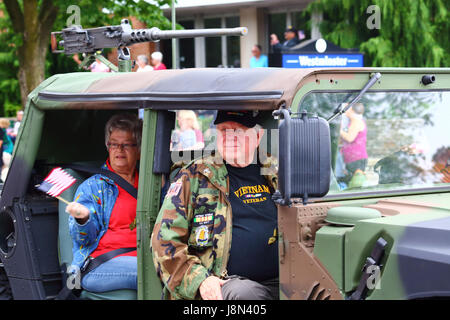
[9,110,23,143]
[432,146,450,183]
[151,52,167,70]
[73,54,111,73]
[0,118,13,182]
[171,110,204,151]
[88,58,111,72]
[270,26,300,53]
[339,103,368,188]
[136,55,153,72]
[250,44,268,68]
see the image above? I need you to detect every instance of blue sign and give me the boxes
[282,53,364,68]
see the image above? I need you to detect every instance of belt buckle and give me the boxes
[80,256,94,273]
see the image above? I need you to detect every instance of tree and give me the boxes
[303,0,449,67]
[1,0,173,109]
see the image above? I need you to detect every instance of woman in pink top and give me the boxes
[151,51,167,70]
[89,59,111,72]
[340,103,368,176]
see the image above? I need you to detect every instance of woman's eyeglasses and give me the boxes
[107,142,137,150]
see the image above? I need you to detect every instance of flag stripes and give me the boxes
[36,167,76,197]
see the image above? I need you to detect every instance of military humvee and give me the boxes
[0,19,449,300]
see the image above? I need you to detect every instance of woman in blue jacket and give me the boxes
[65,113,142,293]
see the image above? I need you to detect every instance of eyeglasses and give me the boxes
[107,142,137,150]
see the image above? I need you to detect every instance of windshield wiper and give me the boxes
[327,72,381,123]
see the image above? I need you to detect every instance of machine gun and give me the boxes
[51,18,247,71]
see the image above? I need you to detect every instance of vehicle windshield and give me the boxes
[301,90,450,194]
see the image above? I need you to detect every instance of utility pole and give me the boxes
[171,0,178,69]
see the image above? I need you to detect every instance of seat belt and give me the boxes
[62,164,138,199]
[80,247,136,277]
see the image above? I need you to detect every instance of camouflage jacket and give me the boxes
[151,153,278,300]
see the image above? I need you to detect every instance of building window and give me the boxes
[179,20,195,68]
[226,16,240,67]
[268,12,287,48]
[205,18,222,67]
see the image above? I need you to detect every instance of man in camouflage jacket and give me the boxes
[151,110,279,300]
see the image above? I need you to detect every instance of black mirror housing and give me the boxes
[274,109,331,205]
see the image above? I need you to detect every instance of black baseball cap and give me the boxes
[214,110,261,128]
[285,26,297,34]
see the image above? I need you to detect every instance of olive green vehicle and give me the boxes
[0,23,449,301]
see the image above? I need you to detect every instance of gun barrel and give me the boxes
[122,27,247,44]
[54,22,247,55]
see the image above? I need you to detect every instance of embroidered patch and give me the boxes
[193,213,214,226]
[166,180,182,198]
[195,225,210,247]
[268,228,277,245]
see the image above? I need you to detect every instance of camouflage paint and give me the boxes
[343,194,450,299]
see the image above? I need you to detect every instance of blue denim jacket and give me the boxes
[68,163,118,272]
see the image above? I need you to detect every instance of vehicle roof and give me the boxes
[31,67,450,111]
[31,67,336,111]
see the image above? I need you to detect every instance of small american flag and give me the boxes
[36,167,76,197]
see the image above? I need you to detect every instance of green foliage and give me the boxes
[0,15,21,116]
[3,100,22,117]
[304,0,449,67]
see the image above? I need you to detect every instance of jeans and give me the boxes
[81,256,137,292]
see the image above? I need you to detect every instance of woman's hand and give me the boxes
[199,276,228,300]
[66,202,90,224]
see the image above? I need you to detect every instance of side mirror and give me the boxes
[273,109,331,205]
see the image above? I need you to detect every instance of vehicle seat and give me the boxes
[57,166,137,300]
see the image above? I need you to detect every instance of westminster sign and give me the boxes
[282,53,364,68]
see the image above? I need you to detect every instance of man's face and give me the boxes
[216,121,264,167]
[284,31,295,41]
[251,46,261,57]
[137,59,145,68]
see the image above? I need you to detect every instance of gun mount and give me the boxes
[52,18,247,55]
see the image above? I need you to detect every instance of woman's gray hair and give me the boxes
[105,113,143,150]
[137,54,149,65]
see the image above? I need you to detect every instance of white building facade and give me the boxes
[162,0,321,69]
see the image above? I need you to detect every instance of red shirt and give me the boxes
[153,63,167,70]
[91,162,138,258]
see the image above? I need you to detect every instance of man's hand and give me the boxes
[199,276,228,300]
[66,202,90,224]
[270,34,279,45]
